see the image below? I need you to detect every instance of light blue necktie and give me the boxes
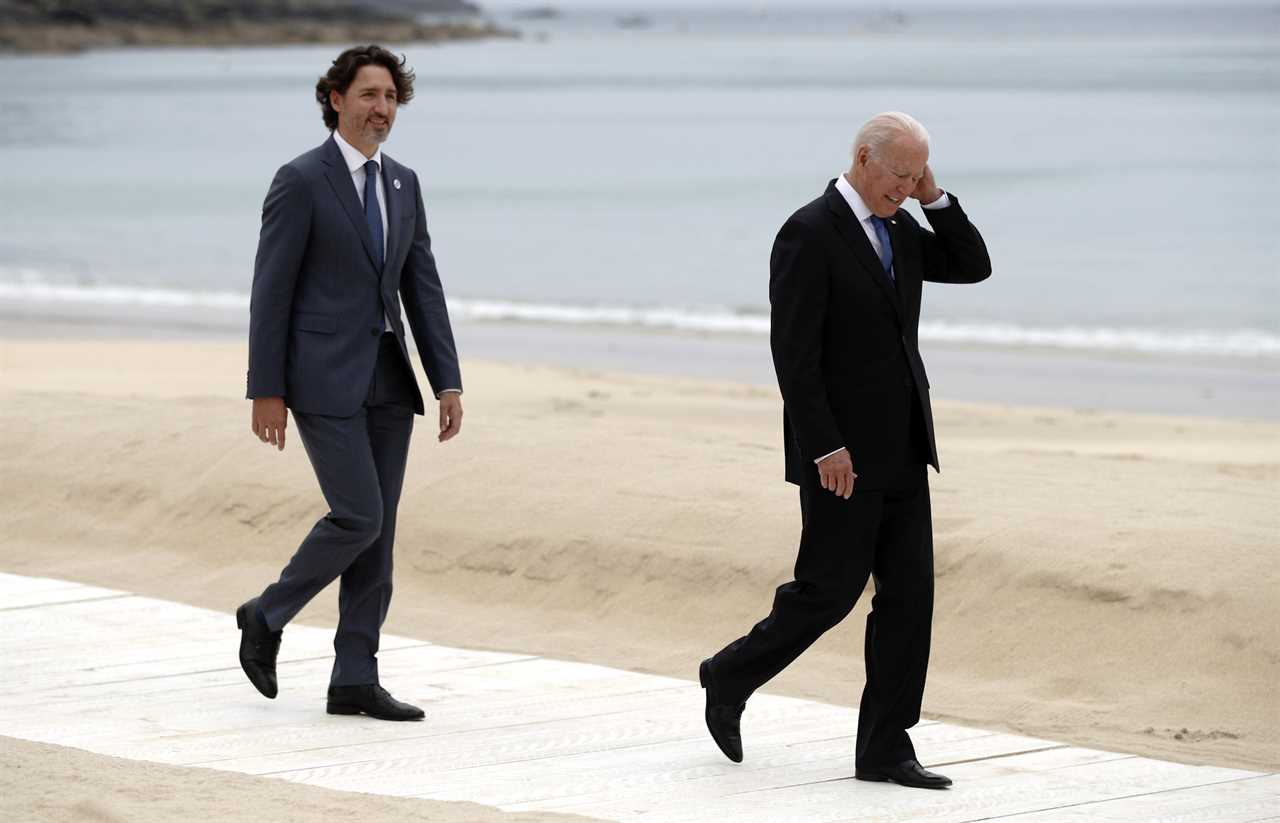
[869,215,895,283]
[363,159,384,271]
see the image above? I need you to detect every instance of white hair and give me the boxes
[853,112,930,160]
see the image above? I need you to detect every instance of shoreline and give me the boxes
[2,309,1277,422]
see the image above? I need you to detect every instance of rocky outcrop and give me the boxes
[0,0,513,52]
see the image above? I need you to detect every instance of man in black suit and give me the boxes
[237,45,463,721]
[699,112,991,788]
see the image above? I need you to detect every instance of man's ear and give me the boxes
[330,89,344,114]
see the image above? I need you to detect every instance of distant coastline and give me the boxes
[0,1,517,54]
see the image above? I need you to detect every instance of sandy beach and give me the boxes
[2,338,1277,818]
[0,736,595,823]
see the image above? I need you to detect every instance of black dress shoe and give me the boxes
[699,658,745,763]
[327,684,425,721]
[855,759,953,789]
[236,597,281,699]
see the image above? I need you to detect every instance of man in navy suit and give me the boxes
[699,112,992,787]
[238,45,463,721]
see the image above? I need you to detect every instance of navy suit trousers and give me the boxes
[258,335,417,687]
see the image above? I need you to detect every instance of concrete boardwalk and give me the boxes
[2,572,1276,822]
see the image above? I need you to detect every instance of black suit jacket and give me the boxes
[246,135,462,417]
[772,180,991,488]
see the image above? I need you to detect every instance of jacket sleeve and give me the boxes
[918,194,992,285]
[769,218,844,463]
[246,164,311,399]
[400,171,463,397]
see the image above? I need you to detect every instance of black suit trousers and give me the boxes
[258,334,417,687]
[709,418,934,768]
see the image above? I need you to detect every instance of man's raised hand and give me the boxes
[910,163,942,204]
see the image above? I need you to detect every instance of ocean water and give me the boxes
[1,4,1278,359]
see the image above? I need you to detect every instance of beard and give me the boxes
[363,117,391,144]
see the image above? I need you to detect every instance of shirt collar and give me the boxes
[835,173,875,224]
[332,129,382,175]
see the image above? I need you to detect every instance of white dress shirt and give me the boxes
[815,175,950,464]
[332,130,392,327]
[332,130,460,397]
[833,173,950,264]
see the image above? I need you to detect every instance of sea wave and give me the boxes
[2,279,1277,359]
[447,299,1280,359]
[0,279,247,309]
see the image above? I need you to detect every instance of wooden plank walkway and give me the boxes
[1,572,1275,822]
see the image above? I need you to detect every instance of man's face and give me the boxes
[332,64,398,148]
[853,138,928,218]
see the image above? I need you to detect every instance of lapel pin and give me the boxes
[393,178,401,190]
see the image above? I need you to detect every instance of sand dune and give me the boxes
[2,338,1277,803]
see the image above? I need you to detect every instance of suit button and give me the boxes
[370,327,380,337]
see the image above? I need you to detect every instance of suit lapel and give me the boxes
[320,136,381,276]
[823,184,903,320]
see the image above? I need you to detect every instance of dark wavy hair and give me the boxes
[315,45,415,131]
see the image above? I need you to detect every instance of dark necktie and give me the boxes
[869,215,894,283]
[363,159,384,270]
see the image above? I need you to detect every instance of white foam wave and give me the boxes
[917,321,1280,359]
[448,298,1280,359]
[450,298,771,334]
[0,278,248,309]
[2,279,1277,359]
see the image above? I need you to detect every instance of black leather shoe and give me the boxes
[699,658,744,763]
[855,759,953,789]
[236,598,281,699]
[327,684,425,721]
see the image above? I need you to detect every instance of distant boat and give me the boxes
[615,13,652,30]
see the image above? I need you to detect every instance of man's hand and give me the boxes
[910,163,942,204]
[251,396,288,451]
[817,448,856,499]
[438,392,463,442]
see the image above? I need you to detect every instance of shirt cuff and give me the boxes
[814,446,846,464]
[921,191,951,210]
[438,388,462,396]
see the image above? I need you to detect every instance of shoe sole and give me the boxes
[326,703,424,721]
[854,773,951,789]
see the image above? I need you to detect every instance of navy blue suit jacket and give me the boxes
[772,182,991,488]
[247,135,462,416]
